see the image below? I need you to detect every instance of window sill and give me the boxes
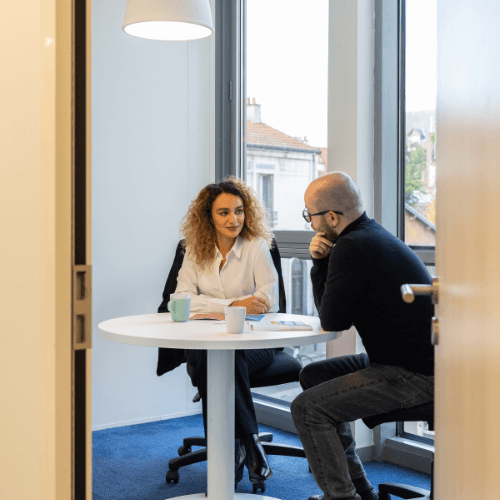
[384,436,434,474]
[253,396,298,434]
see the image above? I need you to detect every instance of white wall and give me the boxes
[91,0,213,429]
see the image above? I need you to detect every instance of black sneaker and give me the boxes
[353,476,379,500]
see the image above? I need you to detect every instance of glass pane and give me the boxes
[252,258,326,404]
[403,420,435,442]
[244,0,329,230]
[402,265,435,442]
[404,0,437,246]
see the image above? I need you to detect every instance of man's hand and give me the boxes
[231,296,270,314]
[309,232,334,259]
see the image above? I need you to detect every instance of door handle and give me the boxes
[401,277,440,346]
[401,277,439,304]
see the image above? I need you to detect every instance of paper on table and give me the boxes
[249,320,313,331]
[245,314,266,321]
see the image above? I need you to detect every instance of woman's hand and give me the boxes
[231,296,270,314]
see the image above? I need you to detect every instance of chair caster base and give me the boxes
[178,445,192,456]
[166,469,179,484]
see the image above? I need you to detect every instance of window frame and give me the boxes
[215,0,319,257]
[214,0,245,182]
[216,0,436,263]
[215,0,435,464]
[396,0,436,449]
[399,0,437,264]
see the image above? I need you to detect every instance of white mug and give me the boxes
[224,306,246,333]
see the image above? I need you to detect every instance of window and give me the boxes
[401,0,437,263]
[216,3,436,449]
[240,1,330,405]
[397,0,436,445]
[253,258,325,404]
[215,0,329,409]
[243,0,329,239]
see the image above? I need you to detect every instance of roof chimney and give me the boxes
[247,97,262,124]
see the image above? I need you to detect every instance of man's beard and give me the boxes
[318,217,339,243]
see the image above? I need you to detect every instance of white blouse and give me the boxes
[175,236,279,314]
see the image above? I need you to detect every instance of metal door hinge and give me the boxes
[73,264,92,350]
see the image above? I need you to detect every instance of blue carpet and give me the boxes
[93,413,430,500]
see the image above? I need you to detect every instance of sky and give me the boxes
[246,0,329,147]
[406,0,437,112]
[246,0,437,147]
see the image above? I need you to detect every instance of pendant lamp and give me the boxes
[123,0,214,41]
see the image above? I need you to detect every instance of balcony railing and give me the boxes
[268,211,278,228]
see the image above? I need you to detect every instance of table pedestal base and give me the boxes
[171,493,281,500]
[168,351,281,500]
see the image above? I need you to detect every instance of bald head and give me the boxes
[305,172,364,223]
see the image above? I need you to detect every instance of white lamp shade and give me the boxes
[123,0,214,41]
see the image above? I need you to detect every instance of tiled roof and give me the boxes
[246,121,319,151]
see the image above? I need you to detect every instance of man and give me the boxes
[290,172,434,500]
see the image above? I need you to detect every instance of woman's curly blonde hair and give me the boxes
[180,176,274,269]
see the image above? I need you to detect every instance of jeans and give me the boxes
[290,353,434,500]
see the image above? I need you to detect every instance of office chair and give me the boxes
[362,402,434,500]
[158,239,307,493]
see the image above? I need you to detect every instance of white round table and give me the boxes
[98,312,341,500]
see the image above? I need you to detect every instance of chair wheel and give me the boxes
[166,469,179,484]
[378,493,391,500]
[252,481,266,493]
[178,445,192,456]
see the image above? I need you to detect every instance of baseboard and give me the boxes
[357,444,376,463]
[254,398,298,434]
[92,404,377,468]
[92,408,203,432]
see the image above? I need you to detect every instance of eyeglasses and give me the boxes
[302,208,343,223]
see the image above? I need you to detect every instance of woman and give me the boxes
[174,176,278,486]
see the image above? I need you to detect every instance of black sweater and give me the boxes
[311,213,434,375]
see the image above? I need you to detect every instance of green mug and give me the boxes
[168,293,191,322]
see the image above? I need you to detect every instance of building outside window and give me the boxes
[245,98,324,231]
